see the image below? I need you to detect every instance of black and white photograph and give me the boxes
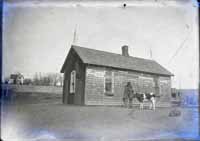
[1,0,199,140]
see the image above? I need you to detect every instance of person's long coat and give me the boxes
[123,84,134,100]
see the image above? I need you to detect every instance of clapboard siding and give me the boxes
[62,49,85,105]
[158,76,171,102]
[85,66,105,105]
[84,65,171,106]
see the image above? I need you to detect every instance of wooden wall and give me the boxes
[62,49,85,105]
[84,65,171,106]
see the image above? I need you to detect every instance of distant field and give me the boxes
[2,84,62,104]
[2,84,62,94]
[179,89,198,107]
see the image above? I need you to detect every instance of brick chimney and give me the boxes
[122,45,129,57]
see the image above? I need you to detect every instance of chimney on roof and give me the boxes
[122,45,129,57]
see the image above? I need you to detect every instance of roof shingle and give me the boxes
[61,45,173,76]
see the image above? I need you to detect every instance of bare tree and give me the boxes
[32,72,63,86]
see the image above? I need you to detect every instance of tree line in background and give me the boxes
[5,72,63,86]
[33,72,63,86]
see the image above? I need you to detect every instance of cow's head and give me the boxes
[150,92,154,95]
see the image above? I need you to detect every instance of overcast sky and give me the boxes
[3,0,199,89]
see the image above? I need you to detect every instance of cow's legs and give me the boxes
[149,102,153,110]
[140,103,144,110]
[139,103,142,109]
[152,100,156,110]
[151,99,156,110]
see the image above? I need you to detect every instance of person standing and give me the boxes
[123,82,134,108]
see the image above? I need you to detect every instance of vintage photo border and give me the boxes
[0,0,200,141]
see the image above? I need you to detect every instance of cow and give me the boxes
[135,92,156,110]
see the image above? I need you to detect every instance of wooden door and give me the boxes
[67,78,74,104]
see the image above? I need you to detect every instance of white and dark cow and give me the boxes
[135,92,156,110]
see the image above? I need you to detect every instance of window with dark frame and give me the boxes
[104,70,114,95]
[70,70,76,93]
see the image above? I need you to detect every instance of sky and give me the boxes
[3,0,199,89]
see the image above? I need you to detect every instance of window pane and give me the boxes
[105,71,112,76]
[105,70,113,93]
[105,78,111,82]
[105,82,112,92]
[70,70,76,93]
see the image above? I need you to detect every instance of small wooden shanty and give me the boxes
[61,45,173,106]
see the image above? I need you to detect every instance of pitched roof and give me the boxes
[61,45,173,76]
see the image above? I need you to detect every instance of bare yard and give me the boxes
[1,104,199,141]
[1,88,199,141]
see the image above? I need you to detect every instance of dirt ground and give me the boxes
[1,92,199,141]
